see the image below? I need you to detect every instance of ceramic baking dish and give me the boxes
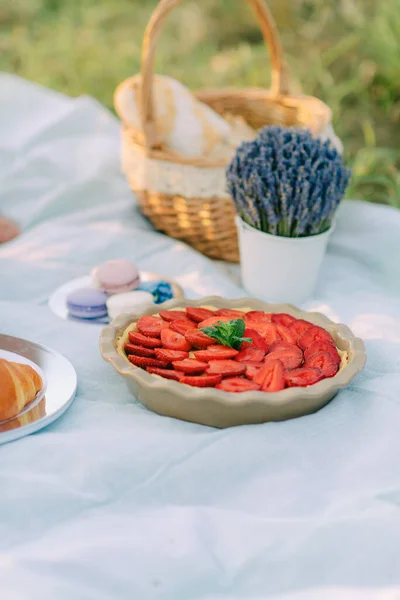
[100,297,366,428]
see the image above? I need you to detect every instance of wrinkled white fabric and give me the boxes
[0,74,400,600]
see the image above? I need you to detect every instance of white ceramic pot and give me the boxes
[235,216,334,305]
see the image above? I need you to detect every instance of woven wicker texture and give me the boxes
[136,190,239,262]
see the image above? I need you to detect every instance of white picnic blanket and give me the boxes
[1,73,400,600]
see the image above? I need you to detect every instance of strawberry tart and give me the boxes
[116,305,348,393]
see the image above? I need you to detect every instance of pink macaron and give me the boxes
[91,259,140,294]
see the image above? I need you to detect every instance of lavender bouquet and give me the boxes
[227,126,351,237]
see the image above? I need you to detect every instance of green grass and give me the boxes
[1,0,400,207]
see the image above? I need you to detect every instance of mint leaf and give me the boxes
[200,318,251,349]
[200,324,227,346]
[231,335,253,350]
[231,318,245,339]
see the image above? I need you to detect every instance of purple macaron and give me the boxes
[67,288,108,320]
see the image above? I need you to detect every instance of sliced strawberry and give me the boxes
[271,313,297,327]
[161,328,191,352]
[269,340,297,353]
[245,311,272,323]
[245,313,273,334]
[262,323,282,346]
[290,319,313,339]
[240,360,265,367]
[245,363,264,380]
[253,359,285,392]
[304,340,340,363]
[243,318,279,342]
[298,325,334,350]
[128,354,169,369]
[186,307,215,323]
[136,315,163,337]
[146,367,182,381]
[264,343,303,370]
[193,346,239,361]
[185,329,215,348]
[173,358,208,374]
[215,309,246,319]
[159,310,188,322]
[235,346,266,363]
[246,322,273,338]
[304,351,339,378]
[169,319,196,336]
[181,374,222,388]
[155,348,189,362]
[128,331,162,348]
[207,360,246,377]
[216,377,261,393]
[198,315,232,329]
[241,328,269,352]
[275,324,297,345]
[285,367,323,387]
[124,343,155,358]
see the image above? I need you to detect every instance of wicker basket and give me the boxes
[117,0,337,263]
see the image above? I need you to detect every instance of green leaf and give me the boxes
[231,336,253,350]
[200,318,251,349]
[231,318,245,339]
[200,326,225,346]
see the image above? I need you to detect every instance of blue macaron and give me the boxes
[67,288,108,320]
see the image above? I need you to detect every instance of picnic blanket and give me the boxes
[1,73,400,600]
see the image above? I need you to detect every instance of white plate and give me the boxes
[0,335,77,445]
[48,273,184,324]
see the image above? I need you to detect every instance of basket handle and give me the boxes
[139,0,290,148]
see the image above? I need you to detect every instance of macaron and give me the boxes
[91,259,140,294]
[67,288,108,320]
[106,291,154,320]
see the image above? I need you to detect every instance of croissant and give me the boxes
[0,397,46,433]
[0,358,43,422]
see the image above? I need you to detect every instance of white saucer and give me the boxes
[0,335,77,445]
[48,272,184,324]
